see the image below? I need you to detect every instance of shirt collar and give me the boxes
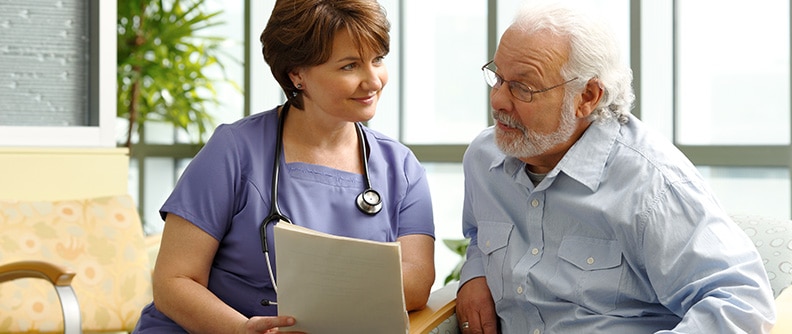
[489,147,536,189]
[555,117,621,192]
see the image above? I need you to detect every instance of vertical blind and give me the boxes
[0,0,89,126]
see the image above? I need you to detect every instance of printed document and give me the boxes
[273,222,408,333]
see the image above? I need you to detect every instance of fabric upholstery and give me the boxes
[428,313,459,334]
[731,214,792,298]
[0,195,152,332]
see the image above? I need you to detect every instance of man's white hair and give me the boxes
[512,1,635,124]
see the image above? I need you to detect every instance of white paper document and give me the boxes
[273,222,408,334]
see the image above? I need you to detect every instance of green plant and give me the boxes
[442,238,470,285]
[117,0,237,148]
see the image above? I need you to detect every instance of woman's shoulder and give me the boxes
[206,107,279,143]
[362,126,426,180]
[362,126,412,156]
[222,106,279,131]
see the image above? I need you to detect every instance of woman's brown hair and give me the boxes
[260,0,390,110]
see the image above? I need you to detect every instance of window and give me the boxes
[676,1,789,146]
[0,0,116,147]
[128,0,792,290]
[641,0,792,218]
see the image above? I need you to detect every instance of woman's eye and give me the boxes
[373,56,385,65]
[342,63,357,71]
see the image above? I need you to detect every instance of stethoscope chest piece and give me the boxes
[356,188,382,215]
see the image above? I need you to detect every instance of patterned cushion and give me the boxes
[0,195,152,332]
[428,313,460,334]
[731,214,792,298]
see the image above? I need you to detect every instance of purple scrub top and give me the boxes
[133,107,434,332]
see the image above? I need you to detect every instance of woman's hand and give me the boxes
[240,316,305,334]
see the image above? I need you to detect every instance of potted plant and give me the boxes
[443,238,470,285]
[117,0,236,148]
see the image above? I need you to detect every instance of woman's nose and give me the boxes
[361,65,386,91]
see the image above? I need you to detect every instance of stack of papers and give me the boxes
[274,222,408,333]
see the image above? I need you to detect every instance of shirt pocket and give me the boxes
[476,221,514,303]
[551,235,623,313]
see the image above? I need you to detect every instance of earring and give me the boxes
[296,84,302,89]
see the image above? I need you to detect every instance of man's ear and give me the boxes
[576,78,604,118]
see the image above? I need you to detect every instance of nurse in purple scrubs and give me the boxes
[133,0,435,332]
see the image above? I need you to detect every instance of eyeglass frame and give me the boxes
[481,60,578,103]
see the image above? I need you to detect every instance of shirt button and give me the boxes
[485,240,491,248]
[531,248,539,255]
[587,257,595,265]
[531,199,539,207]
[517,286,524,294]
[533,329,541,334]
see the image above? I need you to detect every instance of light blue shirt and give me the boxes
[460,114,775,333]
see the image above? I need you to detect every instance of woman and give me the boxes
[133,0,435,333]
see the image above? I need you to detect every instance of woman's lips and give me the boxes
[353,95,376,105]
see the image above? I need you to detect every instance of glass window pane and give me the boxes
[142,157,177,234]
[640,0,674,139]
[423,163,465,290]
[202,0,245,126]
[698,166,791,219]
[366,0,401,139]
[677,1,790,145]
[497,0,630,65]
[0,0,90,126]
[401,0,488,144]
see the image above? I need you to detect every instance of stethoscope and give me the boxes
[258,102,382,306]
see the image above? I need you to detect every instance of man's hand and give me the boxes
[456,277,498,334]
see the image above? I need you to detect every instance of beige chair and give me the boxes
[0,194,155,333]
[0,147,154,333]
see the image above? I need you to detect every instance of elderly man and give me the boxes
[456,2,776,333]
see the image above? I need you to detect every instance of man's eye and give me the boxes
[513,82,533,94]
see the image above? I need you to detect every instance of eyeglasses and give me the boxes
[481,60,578,102]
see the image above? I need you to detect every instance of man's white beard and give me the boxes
[493,94,578,159]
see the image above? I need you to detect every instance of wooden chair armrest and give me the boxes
[0,260,82,333]
[0,260,76,286]
[409,282,458,334]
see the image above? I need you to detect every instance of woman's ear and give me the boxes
[576,78,604,118]
[288,69,304,88]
